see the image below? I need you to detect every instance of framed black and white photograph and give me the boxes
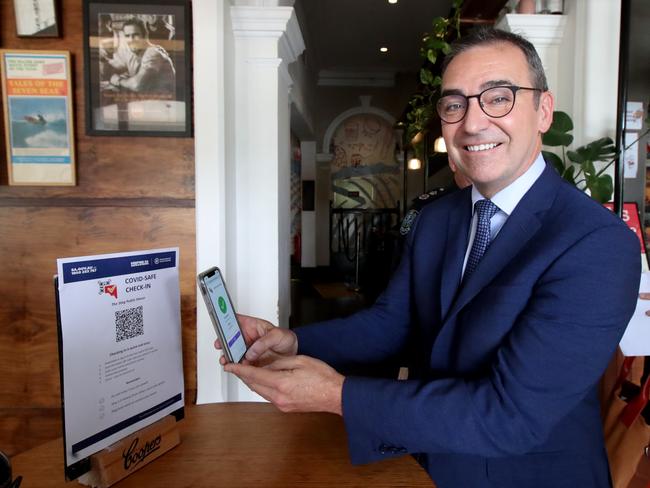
[14,0,60,37]
[83,0,192,136]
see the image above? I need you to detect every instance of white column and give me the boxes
[495,14,567,101]
[195,1,305,403]
[568,0,621,145]
[226,5,304,401]
[497,1,621,147]
[194,0,230,404]
[230,4,304,321]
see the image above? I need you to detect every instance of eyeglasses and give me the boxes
[436,85,542,124]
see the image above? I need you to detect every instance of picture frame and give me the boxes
[0,50,76,186]
[13,0,60,37]
[82,0,192,137]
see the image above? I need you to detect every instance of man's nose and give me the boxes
[461,97,490,133]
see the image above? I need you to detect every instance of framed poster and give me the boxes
[83,0,192,137]
[13,0,60,37]
[0,50,76,186]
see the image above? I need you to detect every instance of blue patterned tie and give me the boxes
[464,199,499,280]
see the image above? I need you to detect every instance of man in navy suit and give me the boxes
[220,28,640,487]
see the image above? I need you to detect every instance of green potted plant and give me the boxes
[404,0,463,152]
[543,110,649,203]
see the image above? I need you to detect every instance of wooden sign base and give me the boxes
[77,416,180,488]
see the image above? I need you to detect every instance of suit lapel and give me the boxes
[442,164,560,324]
[439,189,472,321]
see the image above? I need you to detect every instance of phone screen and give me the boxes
[203,270,247,363]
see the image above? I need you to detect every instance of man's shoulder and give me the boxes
[418,185,470,218]
[553,178,628,229]
[399,186,464,236]
[530,175,638,262]
[142,44,171,63]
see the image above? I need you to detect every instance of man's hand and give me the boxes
[109,74,122,87]
[214,314,298,366]
[224,355,344,415]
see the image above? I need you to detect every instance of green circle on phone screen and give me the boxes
[218,296,227,314]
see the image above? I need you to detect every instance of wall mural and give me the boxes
[331,114,399,209]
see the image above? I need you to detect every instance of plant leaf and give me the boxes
[567,150,580,163]
[575,137,616,162]
[543,131,573,147]
[551,111,573,132]
[562,165,576,185]
[542,150,565,175]
[542,111,574,147]
[587,175,613,203]
[420,68,434,85]
[581,160,596,177]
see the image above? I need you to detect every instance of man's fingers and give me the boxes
[225,363,296,410]
[263,355,303,371]
[236,314,275,345]
[225,362,288,389]
[236,313,255,323]
[245,336,274,361]
[245,328,289,361]
[240,381,278,403]
[214,338,222,350]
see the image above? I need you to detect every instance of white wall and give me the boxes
[194,0,231,403]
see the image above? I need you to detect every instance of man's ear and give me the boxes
[538,90,555,133]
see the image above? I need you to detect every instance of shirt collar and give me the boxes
[471,153,546,216]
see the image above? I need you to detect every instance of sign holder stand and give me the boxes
[54,248,185,485]
[77,415,180,488]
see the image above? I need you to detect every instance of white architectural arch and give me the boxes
[320,97,396,159]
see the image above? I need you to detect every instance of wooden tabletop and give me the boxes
[12,402,433,487]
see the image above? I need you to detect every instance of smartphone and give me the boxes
[197,267,248,363]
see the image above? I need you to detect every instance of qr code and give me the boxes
[115,306,144,342]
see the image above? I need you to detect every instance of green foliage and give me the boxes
[544,111,650,203]
[543,111,617,203]
[541,111,573,146]
[404,0,463,145]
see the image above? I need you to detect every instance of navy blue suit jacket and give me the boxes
[296,164,641,488]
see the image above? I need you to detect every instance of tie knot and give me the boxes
[475,199,499,220]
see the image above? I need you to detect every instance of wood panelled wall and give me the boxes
[0,0,197,456]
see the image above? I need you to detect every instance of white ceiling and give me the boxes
[296,0,454,76]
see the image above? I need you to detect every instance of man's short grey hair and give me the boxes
[441,27,548,104]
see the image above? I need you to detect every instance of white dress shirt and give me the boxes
[461,153,546,276]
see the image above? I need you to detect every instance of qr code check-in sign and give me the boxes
[115,306,144,342]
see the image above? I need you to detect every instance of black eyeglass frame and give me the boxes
[437,85,543,124]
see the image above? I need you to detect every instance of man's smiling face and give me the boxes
[440,42,553,198]
[123,24,145,54]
